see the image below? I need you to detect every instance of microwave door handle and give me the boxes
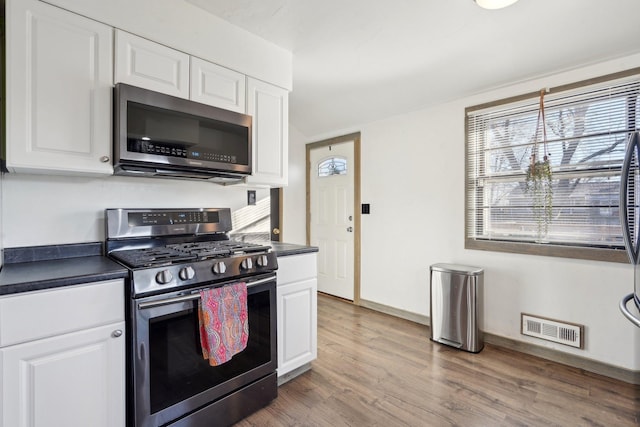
[620,132,640,264]
[154,169,212,180]
[153,168,246,183]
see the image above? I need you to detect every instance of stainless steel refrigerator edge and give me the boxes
[619,131,640,328]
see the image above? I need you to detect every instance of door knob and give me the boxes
[347,226,353,232]
[272,228,280,235]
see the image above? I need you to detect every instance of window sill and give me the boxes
[465,238,628,263]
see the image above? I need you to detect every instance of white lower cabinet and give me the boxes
[1,322,125,427]
[277,253,318,379]
[0,280,125,427]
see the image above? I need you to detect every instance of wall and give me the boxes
[282,125,308,244]
[286,53,640,371]
[1,174,266,247]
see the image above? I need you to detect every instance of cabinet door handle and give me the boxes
[111,329,123,338]
[100,156,110,163]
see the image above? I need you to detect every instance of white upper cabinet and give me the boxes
[5,0,114,175]
[5,0,289,184]
[190,57,246,113]
[246,78,289,187]
[114,30,189,99]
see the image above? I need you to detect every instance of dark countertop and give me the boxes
[268,242,319,257]
[232,237,318,257]
[0,240,316,296]
[0,243,128,296]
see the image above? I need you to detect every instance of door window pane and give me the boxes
[318,157,347,177]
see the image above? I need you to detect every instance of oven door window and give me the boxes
[146,289,272,414]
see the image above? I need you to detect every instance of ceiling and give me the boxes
[186,0,640,137]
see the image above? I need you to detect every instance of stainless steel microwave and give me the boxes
[113,83,252,183]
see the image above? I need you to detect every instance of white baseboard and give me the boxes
[358,299,429,325]
[358,298,639,385]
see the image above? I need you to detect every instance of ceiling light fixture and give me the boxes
[474,0,519,9]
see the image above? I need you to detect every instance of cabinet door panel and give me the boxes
[115,29,189,98]
[1,322,125,427]
[190,57,246,112]
[277,278,317,375]
[6,0,113,175]
[247,78,289,186]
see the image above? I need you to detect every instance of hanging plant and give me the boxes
[525,89,553,240]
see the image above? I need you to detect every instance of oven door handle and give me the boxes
[137,275,276,310]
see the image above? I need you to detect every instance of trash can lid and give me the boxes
[430,263,483,276]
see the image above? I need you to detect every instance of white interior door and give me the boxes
[309,140,355,300]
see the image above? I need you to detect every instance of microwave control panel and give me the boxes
[128,139,238,164]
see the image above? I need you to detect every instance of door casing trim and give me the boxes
[270,187,283,242]
[306,132,361,305]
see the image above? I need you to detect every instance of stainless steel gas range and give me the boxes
[105,208,278,427]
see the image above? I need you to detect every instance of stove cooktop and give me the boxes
[109,240,271,269]
[105,208,278,296]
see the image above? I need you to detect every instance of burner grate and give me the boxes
[110,241,271,268]
[110,247,198,268]
[168,242,231,256]
[168,241,271,259]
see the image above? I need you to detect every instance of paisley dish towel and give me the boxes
[198,282,249,366]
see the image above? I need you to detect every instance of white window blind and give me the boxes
[466,73,640,254]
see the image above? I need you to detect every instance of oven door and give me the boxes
[131,273,277,427]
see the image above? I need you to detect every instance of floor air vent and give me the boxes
[521,313,584,349]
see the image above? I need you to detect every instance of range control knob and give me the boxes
[155,270,173,285]
[179,266,195,280]
[212,261,227,275]
[256,255,269,267]
[240,257,253,270]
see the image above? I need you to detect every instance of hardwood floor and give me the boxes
[237,294,640,426]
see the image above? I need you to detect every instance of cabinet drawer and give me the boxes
[0,280,124,347]
[277,253,318,285]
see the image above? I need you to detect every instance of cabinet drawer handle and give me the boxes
[100,156,110,163]
[111,329,123,338]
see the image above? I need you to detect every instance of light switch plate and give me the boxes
[247,190,256,206]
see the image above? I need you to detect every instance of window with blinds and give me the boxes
[465,69,640,261]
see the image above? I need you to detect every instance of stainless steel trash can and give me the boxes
[430,263,484,353]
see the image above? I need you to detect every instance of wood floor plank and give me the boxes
[237,294,640,426]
